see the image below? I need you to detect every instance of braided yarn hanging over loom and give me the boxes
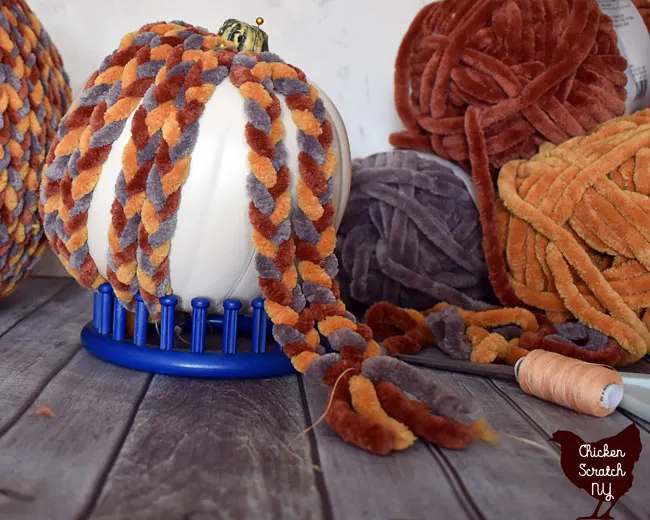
[39,21,495,455]
[0,0,71,297]
[385,0,650,365]
[336,150,495,314]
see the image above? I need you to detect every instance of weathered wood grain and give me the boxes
[0,281,91,435]
[491,377,650,520]
[403,348,647,519]
[413,369,625,520]
[2,276,646,520]
[0,277,70,338]
[301,377,481,520]
[0,349,151,519]
[89,375,326,520]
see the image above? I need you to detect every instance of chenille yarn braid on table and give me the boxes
[113,35,231,313]
[337,150,623,365]
[0,0,71,296]
[40,21,492,455]
[387,0,650,365]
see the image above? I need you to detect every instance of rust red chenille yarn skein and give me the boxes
[389,0,650,364]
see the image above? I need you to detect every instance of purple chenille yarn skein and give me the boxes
[336,150,497,315]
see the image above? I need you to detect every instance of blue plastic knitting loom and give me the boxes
[82,283,295,378]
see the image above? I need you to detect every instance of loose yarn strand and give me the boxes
[504,433,559,459]
[284,367,357,471]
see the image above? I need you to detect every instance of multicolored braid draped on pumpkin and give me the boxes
[0,0,71,297]
[39,19,495,455]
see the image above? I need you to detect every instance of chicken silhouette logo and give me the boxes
[550,424,642,519]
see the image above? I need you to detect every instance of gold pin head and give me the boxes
[256,17,264,27]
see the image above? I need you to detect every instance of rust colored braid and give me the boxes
[241,58,490,453]
[0,0,71,296]
[41,23,183,288]
[107,25,220,308]
[239,56,315,351]
[113,34,234,313]
[240,58,407,451]
[42,22,229,293]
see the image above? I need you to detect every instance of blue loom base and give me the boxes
[81,322,296,379]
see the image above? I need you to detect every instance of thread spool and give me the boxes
[514,350,624,418]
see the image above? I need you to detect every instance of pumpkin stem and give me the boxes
[217,19,270,53]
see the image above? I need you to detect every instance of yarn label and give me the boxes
[598,0,650,113]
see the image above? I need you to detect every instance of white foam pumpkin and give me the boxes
[84,81,351,313]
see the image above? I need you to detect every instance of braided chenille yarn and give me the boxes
[337,150,495,314]
[40,21,493,455]
[0,0,71,296]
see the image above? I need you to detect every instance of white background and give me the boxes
[28,0,432,275]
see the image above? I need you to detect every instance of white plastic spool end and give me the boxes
[601,384,624,410]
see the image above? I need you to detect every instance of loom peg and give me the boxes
[251,298,267,353]
[99,284,114,335]
[160,296,178,350]
[113,300,126,341]
[191,298,210,353]
[223,299,242,354]
[133,294,149,346]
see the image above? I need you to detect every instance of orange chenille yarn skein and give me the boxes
[391,0,632,310]
[497,109,650,364]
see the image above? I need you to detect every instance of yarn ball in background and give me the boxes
[336,150,496,317]
[390,0,643,309]
[496,109,650,364]
[0,0,71,297]
[392,0,630,167]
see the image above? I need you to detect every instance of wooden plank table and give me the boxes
[0,277,648,520]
